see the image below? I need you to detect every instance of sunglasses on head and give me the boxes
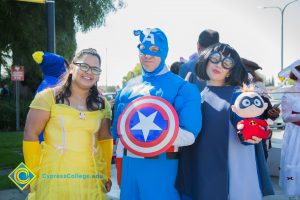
[208,52,235,70]
[73,62,102,75]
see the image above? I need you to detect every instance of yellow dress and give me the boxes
[27,88,112,200]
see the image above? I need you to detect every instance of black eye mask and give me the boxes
[239,96,263,109]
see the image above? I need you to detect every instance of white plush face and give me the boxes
[231,92,268,118]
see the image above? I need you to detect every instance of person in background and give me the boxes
[178,29,219,81]
[32,51,68,142]
[0,84,3,95]
[170,61,184,75]
[278,60,300,197]
[33,51,68,94]
[176,43,274,200]
[23,48,113,199]
[1,84,9,98]
[241,58,280,160]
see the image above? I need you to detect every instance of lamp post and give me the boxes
[259,0,299,70]
[47,0,56,53]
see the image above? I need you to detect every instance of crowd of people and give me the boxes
[22,28,300,200]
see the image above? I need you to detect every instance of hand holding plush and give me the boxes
[231,87,272,143]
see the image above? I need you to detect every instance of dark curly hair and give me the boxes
[55,48,105,111]
[195,43,248,86]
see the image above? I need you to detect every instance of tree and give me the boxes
[133,63,142,76]
[106,85,118,92]
[122,63,142,86]
[0,0,124,93]
[0,47,11,81]
[97,85,119,93]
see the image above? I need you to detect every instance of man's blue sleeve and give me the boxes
[173,82,202,137]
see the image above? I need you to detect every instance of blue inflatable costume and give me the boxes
[32,51,67,142]
[33,51,67,93]
[112,28,202,200]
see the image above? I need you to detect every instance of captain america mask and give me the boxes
[134,28,169,75]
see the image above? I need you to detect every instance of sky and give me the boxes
[76,0,300,87]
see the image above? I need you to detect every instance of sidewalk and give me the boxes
[263,130,300,200]
[0,165,296,200]
[0,173,295,200]
[0,130,298,200]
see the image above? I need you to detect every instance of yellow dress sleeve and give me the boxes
[30,88,54,111]
[102,98,112,120]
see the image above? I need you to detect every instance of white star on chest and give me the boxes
[128,84,153,99]
[131,111,162,142]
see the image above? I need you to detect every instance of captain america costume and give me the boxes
[111,28,202,199]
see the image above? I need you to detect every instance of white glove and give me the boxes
[173,127,195,147]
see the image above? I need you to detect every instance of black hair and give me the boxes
[56,48,105,111]
[195,43,248,86]
[170,61,184,75]
[241,58,263,82]
[63,59,70,69]
[72,48,101,64]
[198,29,219,48]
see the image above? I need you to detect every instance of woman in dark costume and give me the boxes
[176,43,274,200]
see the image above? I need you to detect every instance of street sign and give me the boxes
[11,65,24,81]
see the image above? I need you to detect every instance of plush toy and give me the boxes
[32,51,67,94]
[231,85,272,142]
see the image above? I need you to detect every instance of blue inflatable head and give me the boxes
[40,52,67,78]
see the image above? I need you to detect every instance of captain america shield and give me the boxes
[117,96,179,157]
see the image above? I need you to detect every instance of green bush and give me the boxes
[0,131,24,190]
[0,99,32,131]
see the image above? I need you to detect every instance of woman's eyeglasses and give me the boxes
[208,52,235,70]
[73,62,102,75]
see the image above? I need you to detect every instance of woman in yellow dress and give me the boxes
[23,48,113,200]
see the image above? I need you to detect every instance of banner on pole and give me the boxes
[16,0,45,4]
